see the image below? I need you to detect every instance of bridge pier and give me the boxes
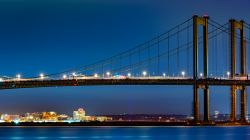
[240,86,247,122]
[203,86,210,123]
[193,84,200,122]
[230,85,237,122]
[192,15,210,123]
[229,19,247,123]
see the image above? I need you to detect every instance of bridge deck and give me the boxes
[1,78,250,89]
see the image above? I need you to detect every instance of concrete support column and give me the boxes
[240,86,247,122]
[230,19,237,122]
[193,84,199,122]
[203,86,210,122]
[230,85,237,122]
[203,16,210,123]
[193,15,199,123]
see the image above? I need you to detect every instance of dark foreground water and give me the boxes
[0,127,250,140]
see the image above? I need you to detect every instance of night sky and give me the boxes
[0,0,250,116]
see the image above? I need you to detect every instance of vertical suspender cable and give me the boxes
[187,21,190,75]
[168,32,170,75]
[129,53,132,76]
[157,35,160,75]
[148,42,151,73]
[215,29,218,75]
[177,26,180,74]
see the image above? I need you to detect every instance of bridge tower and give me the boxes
[193,15,210,123]
[229,19,247,123]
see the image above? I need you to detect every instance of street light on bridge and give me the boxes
[94,73,98,78]
[227,71,230,79]
[163,73,166,77]
[72,72,77,76]
[40,73,44,80]
[142,71,147,77]
[106,72,111,77]
[63,74,67,79]
[127,73,131,77]
[181,71,185,78]
[16,74,21,80]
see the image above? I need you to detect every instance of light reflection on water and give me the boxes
[0,126,249,140]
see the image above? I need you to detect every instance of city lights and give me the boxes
[0,108,111,123]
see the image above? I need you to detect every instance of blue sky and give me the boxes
[0,0,250,116]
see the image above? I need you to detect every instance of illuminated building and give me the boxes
[1,114,20,122]
[42,112,58,122]
[73,108,86,121]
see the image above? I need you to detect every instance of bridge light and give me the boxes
[16,74,21,80]
[181,71,185,77]
[163,73,166,77]
[106,72,111,77]
[127,73,131,77]
[227,71,230,79]
[94,73,98,78]
[63,74,67,79]
[142,71,147,77]
[40,73,44,80]
[200,73,203,77]
[72,72,77,77]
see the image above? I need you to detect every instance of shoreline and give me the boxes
[0,121,249,127]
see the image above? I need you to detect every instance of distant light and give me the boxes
[142,71,147,76]
[72,72,77,76]
[40,73,44,79]
[94,73,98,78]
[127,73,131,77]
[106,72,111,76]
[163,73,166,77]
[16,74,21,79]
[227,71,230,79]
[200,73,203,77]
[63,74,67,79]
[14,120,19,125]
[0,78,3,82]
[181,71,185,77]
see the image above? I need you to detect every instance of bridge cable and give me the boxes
[187,20,190,75]
[157,35,160,75]
[177,25,180,75]
[22,17,197,79]
[167,32,170,75]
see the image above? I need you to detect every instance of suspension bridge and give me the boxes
[1,15,250,124]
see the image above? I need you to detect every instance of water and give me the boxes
[0,126,250,140]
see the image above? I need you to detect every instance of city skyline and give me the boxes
[0,0,250,116]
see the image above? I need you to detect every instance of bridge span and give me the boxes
[1,78,250,89]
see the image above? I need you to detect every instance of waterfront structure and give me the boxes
[73,108,86,121]
[0,15,250,124]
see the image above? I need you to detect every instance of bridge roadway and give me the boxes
[1,77,250,89]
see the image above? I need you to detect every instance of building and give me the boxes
[1,114,20,122]
[73,108,86,121]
